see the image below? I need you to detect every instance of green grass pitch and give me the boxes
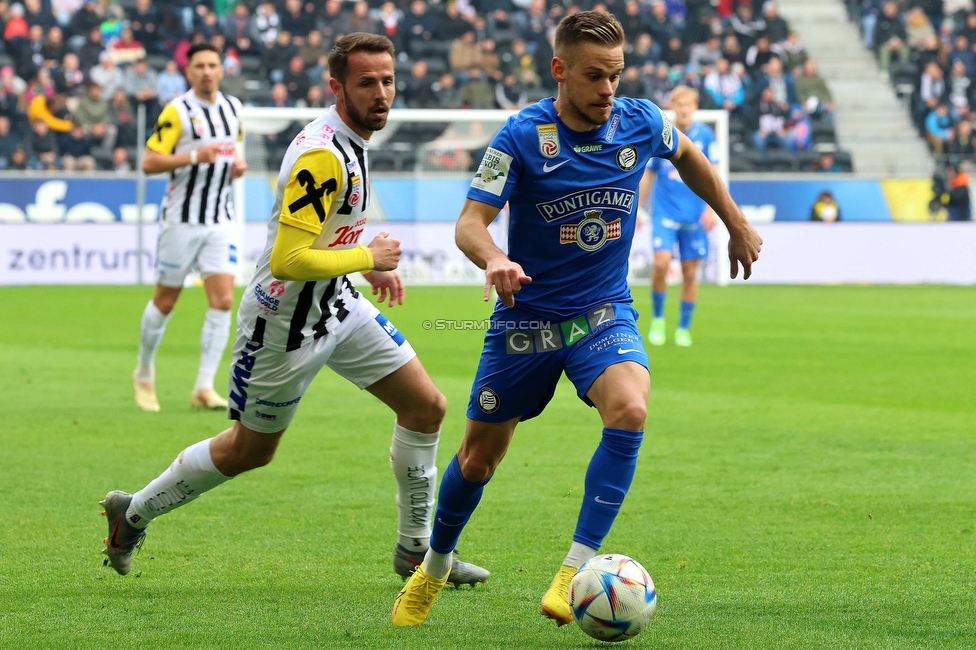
[1,284,974,649]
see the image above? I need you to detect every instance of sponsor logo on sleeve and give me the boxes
[288,169,338,222]
[661,113,674,150]
[471,147,512,197]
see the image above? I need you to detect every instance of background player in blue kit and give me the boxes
[639,86,718,347]
[393,11,762,627]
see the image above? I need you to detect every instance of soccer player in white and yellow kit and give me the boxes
[134,43,247,412]
[100,33,489,587]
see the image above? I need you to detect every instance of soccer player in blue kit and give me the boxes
[640,85,718,347]
[392,11,762,627]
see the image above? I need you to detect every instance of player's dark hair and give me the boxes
[554,11,625,60]
[328,33,396,84]
[186,43,222,64]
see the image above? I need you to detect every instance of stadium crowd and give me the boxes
[850,0,976,168]
[0,0,843,173]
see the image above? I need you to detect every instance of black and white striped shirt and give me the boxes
[148,90,243,225]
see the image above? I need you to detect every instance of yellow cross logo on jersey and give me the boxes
[288,169,338,223]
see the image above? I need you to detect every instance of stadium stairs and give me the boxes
[778,0,934,177]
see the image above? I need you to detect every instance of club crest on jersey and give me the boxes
[560,210,621,251]
[616,145,638,171]
[537,124,560,158]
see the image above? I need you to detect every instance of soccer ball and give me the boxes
[569,554,657,642]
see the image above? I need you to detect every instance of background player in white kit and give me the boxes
[101,33,488,587]
[134,43,247,412]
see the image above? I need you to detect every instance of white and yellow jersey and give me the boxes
[147,90,243,225]
[238,106,371,352]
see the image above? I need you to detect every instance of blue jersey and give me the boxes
[467,97,678,321]
[646,122,717,224]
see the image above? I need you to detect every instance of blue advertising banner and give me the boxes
[0,175,904,224]
[729,179,893,222]
[0,178,167,223]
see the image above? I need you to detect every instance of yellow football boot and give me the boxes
[540,565,577,626]
[392,564,449,626]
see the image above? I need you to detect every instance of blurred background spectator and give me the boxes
[0,0,853,173]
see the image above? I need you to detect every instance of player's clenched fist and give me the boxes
[231,158,248,179]
[194,142,223,164]
[368,231,401,271]
[485,257,531,307]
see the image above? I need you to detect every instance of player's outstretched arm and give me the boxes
[669,130,763,279]
[455,198,531,307]
[269,221,382,281]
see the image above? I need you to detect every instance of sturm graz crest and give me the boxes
[478,387,500,413]
[616,145,638,171]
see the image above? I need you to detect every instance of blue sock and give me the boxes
[679,300,696,330]
[429,455,491,554]
[573,428,643,549]
[651,291,666,319]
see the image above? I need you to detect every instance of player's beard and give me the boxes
[345,92,390,135]
[566,93,612,130]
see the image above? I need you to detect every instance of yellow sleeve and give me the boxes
[270,221,374,281]
[278,149,344,235]
[146,104,182,154]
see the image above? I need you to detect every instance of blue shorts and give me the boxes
[466,303,649,423]
[652,216,709,261]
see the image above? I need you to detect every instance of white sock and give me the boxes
[136,300,171,382]
[422,548,453,580]
[125,438,230,528]
[195,308,231,391]
[564,541,597,569]
[390,421,439,552]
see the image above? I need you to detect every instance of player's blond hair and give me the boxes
[328,32,396,84]
[670,86,699,104]
[554,11,625,63]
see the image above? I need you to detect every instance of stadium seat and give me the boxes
[240,55,262,75]
[890,61,919,87]
[146,54,170,71]
[765,148,798,172]
[833,150,854,171]
[812,121,837,145]
[729,154,759,172]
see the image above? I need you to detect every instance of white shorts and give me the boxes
[226,292,416,433]
[155,222,238,287]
